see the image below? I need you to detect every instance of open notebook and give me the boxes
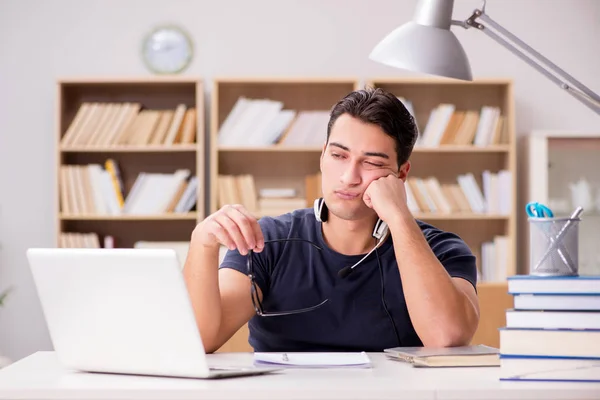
[253,352,372,369]
[384,345,500,368]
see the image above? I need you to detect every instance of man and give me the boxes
[183,87,480,353]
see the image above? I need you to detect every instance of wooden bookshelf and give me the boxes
[365,77,518,348]
[56,77,204,250]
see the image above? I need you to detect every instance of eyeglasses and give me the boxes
[247,238,329,317]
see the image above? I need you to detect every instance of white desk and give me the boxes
[0,352,598,400]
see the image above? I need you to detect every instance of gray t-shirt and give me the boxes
[220,208,477,352]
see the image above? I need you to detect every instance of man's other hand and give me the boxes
[192,204,265,256]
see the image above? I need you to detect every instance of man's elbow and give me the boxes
[423,332,469,348]
[422,320,478,347]
[196,326,223,354]
[203,338,222,354]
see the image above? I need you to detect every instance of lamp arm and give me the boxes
[453,8,600,115]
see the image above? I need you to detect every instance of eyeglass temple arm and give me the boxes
[264,238,323,250]
[259,299,329,317]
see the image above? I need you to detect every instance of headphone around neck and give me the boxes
[313,197,389,278]
[313,197,388,241]
[312,197,401,346]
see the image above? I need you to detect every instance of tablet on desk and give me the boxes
[26,248,281,379]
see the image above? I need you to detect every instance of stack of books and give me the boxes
[499,275,600,382]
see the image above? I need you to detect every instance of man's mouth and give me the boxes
[334,190,360,200]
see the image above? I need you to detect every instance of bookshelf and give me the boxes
[365,77,518,348]
[56,77,204,250]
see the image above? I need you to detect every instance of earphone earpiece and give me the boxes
[373,219,389,242]
[313,198,328,222]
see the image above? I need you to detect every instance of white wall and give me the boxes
[0,0,598,362]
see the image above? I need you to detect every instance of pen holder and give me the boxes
[529,216,580,276]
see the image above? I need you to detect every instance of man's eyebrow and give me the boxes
[329,142,390,159]
[329,142,349,151]
[363,151,389,159]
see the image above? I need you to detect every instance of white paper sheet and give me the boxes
[253,352,372,368]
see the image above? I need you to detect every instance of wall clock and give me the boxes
[142,25,193,74]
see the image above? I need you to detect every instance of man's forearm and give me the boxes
[182,234,223,352]
[388,210,478,347]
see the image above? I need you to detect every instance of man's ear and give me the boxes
[398,161,411,181]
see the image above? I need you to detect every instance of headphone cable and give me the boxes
[376,247,401,347]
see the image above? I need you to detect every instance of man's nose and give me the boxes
[340,163,361,185]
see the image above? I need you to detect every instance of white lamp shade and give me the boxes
[369,21,473,81]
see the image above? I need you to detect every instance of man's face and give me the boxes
[320,114,409,221]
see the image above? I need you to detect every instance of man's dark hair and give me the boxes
[326,87,418,168]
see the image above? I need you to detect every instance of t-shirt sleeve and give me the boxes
[424,228,478,290]
[218,216,284,298]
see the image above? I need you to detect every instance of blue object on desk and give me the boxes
[526,202,554,218]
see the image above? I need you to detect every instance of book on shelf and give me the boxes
[59,232,101,248]
[59,161,198,216]
[217,96,329,147]
[217,97,508,148]
[405,171,511,215]
[480,235,510,283]
[104,159,125,208]
[217,173,322,216]
[499,275,600,382]
[412,103,506,147]
[215,171,508,219]
[59,232,115,249]
[123,169,197,215]
[61,102,196,147]
[217,174,258,212]
[258,188,297,198]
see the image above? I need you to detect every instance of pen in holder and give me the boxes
[528,206,583,276]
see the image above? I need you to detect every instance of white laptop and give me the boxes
[26,247,279,379]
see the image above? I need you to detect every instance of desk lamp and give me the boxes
[369,0,600,115]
